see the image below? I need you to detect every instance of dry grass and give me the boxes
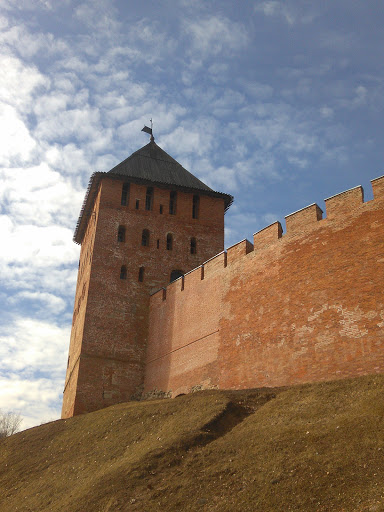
[1,374,384,511]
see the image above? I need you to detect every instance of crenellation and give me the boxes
[63,134,384,420]
[253,221,283,249]
[168,276,184,295]
[149,287,165,299]
[371,175,384,201]
[325,185,364,219]
[226,239,254,265]
[285,203,323,235]
[203,251,227,277]
[144,173,384,399]
[184,265,204,288]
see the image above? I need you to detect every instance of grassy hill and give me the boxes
[1,374,384,511]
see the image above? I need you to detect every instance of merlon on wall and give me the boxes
[62,137,384,418]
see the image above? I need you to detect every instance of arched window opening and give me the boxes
[145,187,153,211]
[120,265,127,280]
[157,239,160,249]
[117,225,125,242]
[170,270,183,283]
[142,229,150,247]
[121,183,130,206]
[138,266,144,282]
[166,233,173,250]
[190,237,197,254]
[169,191,177,215]
[192,195,200,219]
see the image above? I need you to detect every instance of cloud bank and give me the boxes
[1,0,383,428]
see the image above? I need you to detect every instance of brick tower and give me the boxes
[62,136,232,418]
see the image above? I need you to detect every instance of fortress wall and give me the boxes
[285,203,323,234]
[372,175,384,198]
[253,221,283,249]
[144,176,384,396]
[145,261,223,394]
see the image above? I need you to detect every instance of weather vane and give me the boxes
[141,118,154,142]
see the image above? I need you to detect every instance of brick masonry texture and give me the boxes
[62,178,225,417]
[144,176,384,397]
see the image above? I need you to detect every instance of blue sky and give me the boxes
[0,0,383,429]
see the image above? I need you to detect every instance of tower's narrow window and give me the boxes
[120,265,127,279]
[169,191,177,215]
[142,229,150,247]
[121,183,130,206]
[145,187,153,211]
[190,237,197,254]
[170,270,183,282]
[117,225,125,242]
[166,233,173,250]
[192,195,200,219]
[157,239,160,249]
[160,205,163,214]
[138,266,144,282]
[135,199,140,210]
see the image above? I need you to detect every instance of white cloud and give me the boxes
[352,85,367,107]
[209,165,238,190]
[0,0,57,11]
[242,82,274,100]
[0,104,37,166]
[256,1,295,24]
[286,154,308,169]
[33,92,70,116]
[35,106,101,142]
[320,106,334,119]
[125,19,177,64]
[0,317,69,428]
[184,15,249,59]
[0,21,68,59]
[45,143,88,174]
[207,62,229,81]
[0,219,78,268]
[0,54,49,110]
[254,1,319,25]
[0,163,84,226]
[0,0,381,430]
[8,291,67,314]
[0,374,64,429]
[211,90,245,118]
[55,55,89,73]
[0,318,68,378]
[74,0,120,34]
[162,120,217,159]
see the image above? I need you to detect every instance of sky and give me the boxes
[1,0,383,430]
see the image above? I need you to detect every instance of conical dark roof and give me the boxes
[108,140,214,192]
[74,140,233,244]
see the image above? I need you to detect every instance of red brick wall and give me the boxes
[144,176,384,396]
[62,177,226,417]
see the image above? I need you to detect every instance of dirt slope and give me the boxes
[1,374,384,512]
